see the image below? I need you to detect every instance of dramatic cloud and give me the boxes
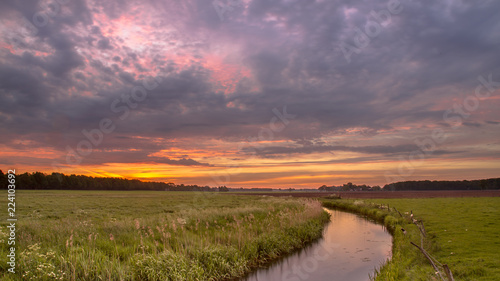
[1,0,499,187]
[246,144,460,157]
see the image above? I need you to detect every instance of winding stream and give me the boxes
[242,209,392,281]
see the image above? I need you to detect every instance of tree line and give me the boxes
[383,178,500,191]
[319,178,500,191]
[0,170,229,191]
[318,182,382,191]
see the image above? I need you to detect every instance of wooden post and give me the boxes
[420,221,427,237]
[443,264,455,281]
[394,208,403,217]
[410,242,445,281]
[413,220,426,238]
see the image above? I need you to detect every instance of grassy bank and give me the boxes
[0,191,329,280]
[367,197,500,281]
[321,197,500,281]
[321,198,435,280]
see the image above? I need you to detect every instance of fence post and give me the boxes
[410,242,445,281]
[443,264,455,281]
[394,208,403,217]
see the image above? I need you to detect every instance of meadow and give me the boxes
[322,196,500,281]
[0,191,329,280]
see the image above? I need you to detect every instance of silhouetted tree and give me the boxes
[218,186,229,192]
[0,170,7,188]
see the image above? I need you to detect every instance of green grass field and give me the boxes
[0,191,329,280]
[322,197,500,281]
[370,197,500,281]
[2,191,498,281]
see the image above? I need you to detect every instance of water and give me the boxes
[241,209,392,281]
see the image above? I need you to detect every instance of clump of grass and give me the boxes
[0,191,329,280]
[18,243,66,280]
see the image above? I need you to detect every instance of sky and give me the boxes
[1,0,499,188]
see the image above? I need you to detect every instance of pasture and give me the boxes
[0,190,328,280]
[2,190,498,281]
[322,196,500,281]
[370,197,500,281]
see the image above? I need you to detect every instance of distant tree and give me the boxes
[218,186,229,192]
[0,170,7,188]
[32,172,49,189]
[47,173,63,189]
[341,183,352,191]
[17,173,36,189]
[480,179,487,190]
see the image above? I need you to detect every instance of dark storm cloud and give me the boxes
[0,65,49,111]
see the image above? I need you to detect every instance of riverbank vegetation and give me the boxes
[0,191,329,280]
[322,197,500,281]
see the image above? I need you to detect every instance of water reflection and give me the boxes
[241,209,392,281]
